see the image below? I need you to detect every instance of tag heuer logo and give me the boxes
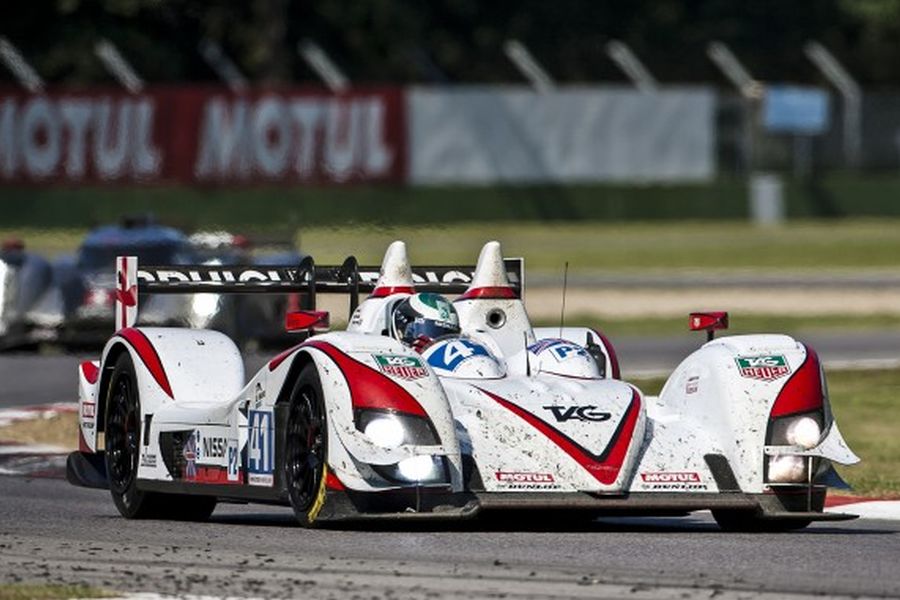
[374,354,428,380]
[735,355,791,381]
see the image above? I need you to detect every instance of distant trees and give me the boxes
[2,0,900,86]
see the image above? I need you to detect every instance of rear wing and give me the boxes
[115,255,524,330]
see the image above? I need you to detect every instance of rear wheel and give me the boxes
[105,352,216,521]
[284,363,328,527]
[712,509,811,532]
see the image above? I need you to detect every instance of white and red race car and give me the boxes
[67,241,860,531]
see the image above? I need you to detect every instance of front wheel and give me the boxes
[105,352,216,521]
[284,363,328,527]
[712,510,811,532]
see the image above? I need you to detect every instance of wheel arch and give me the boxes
[97,341,131,434]
[275,349,318,408]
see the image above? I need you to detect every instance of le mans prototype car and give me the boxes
[67,241,860,531]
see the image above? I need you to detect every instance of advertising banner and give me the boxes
[408,86,716,184]
[0,87,406,184]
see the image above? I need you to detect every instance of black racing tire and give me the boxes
[104,352,216,521]
[284,363,329,528]
[712,510,812,533]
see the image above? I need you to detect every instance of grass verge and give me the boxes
[5,218,900,272]
[630,369,900,497]
[0,412,75,449]
[0,584,110,600]
[534,313,900,337]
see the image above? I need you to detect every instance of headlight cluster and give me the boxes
[767,412,823,484]
[355,410,447,485]
[355,410,440,448]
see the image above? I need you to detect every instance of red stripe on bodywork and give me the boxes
[770,344,824,418]
[78,427,91,453]
[116,328,174,399]
[479,387,641,485]
[326,469,346,491]
[458,286,517,300]
[119,257,126,330]
[268,344,303,371]
[80,361,100,384]
[370,286,415,298]
[591,329,621,380]
[304,340,428,417]
[187,466,243,485]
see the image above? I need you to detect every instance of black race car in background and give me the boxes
[0,238,56,350]
[0,217,306,350]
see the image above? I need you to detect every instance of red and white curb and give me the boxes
[0,401,77,427]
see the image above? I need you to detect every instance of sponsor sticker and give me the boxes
[638,471,707,491]
[495,471,560,490]
[528,339,589,362]
[81,402,96,419]
[201,435,227,460]
[373,354,428,380]
[685,376,699,395]
[735,355,791,382]
[641,472,700,483]
[140,453,157,468]
[543,405,611,423]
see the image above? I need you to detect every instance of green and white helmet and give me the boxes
[390,293,460,346]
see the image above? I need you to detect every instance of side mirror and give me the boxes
[689,311,729,342]
[285,310,330,333]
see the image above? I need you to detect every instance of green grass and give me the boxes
[7,173,900,230]
[0,584,110,600]
[299,220,900,271]
[538,313,900,337]
[629,369,900,497]
[7,219,900,272]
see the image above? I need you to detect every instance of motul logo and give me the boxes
[495,471,555,483]
[640,472,700,483]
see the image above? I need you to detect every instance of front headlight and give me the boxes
[766,411,824,483]
[363,416,406,449]
[355,409,440,447]
[768,455,807,483]
[373,455,449,485]
[785,416,822,449]
[397,455,443,481]
[770,412,823,450]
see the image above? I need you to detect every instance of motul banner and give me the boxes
[0,87,406,184]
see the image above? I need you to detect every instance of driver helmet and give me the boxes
[390,292,460,348]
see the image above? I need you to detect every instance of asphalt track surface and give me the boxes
[2,330,899,409]
[0,477,898,599]
[1,347,900,598]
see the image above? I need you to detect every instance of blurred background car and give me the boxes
[0,216,307,351]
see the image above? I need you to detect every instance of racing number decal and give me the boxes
[429,339,489,372]
[248,410,274,486]
[443,340,474,369]
[227,440,239,482]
